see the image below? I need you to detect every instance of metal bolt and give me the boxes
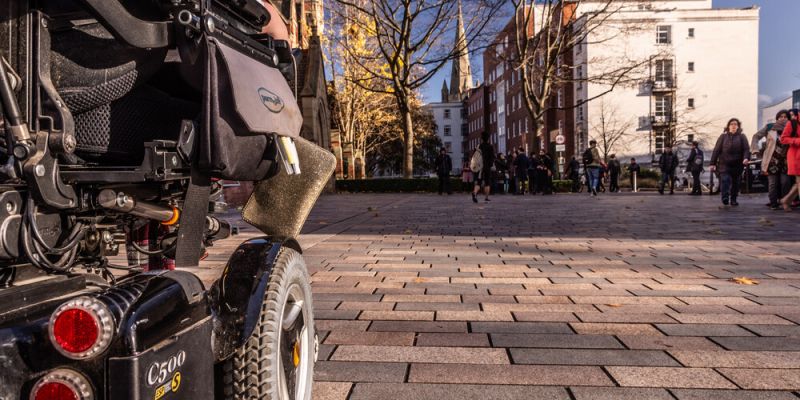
[205,17,215,33]
[171,155,178,166]
[101,231,112,243]
[5,202,15,214]
[41,18,48,28]
[34,165,45,177]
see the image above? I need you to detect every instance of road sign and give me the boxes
[555,134,566,145]
[555,144,566,152]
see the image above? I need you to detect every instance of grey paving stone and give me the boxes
[491,333,624,349]
[617,335,722,350]
[656,324,755,337]
[324,330,415,346]
[314,361,407,383]
[570,387,674,400]
[349,383,570,400]
[670,389,798,400]
[669,350,800,368]
[331,345,508,364]
[711,336,800,351]
[408,363,613,386]
[311,381,351,400]
[470,321,573,334]
[510,348,680,366]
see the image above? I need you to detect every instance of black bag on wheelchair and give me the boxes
[191,35,303,181]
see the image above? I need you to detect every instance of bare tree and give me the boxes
[333,0,504,178]
[507,0,654,152]
[591,99,635,162]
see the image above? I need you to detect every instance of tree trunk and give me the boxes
[399,101,415,179]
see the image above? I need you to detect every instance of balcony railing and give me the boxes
[650,114,674,126]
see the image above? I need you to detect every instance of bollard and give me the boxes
[633,171,638,193]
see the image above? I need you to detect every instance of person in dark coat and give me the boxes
[513,147,529,195]
[495,153,510,194]
[566,156,581,192]
[435,148,453,195]
[528,152,539,194]
[658,147,679,195]
[627,158,641,192]
[761,110,790,209]
[685,141,705,195]
[710,118,750,206]
[607,154,621,193]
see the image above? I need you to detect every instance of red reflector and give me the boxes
[33,382,78,400]
[52,309,98,354]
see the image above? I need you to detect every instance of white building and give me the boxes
[760,96,792,127]
[573,0,759,163]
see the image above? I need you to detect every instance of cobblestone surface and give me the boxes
[202,192,800,399]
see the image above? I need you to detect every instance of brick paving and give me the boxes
[202,192,800,399]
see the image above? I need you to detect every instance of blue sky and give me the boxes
[421,0,798,108]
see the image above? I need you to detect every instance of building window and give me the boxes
[444,109,451,119]
[557,89,563,108]
[558,120,564,135]
[444,125,451,136]
[688,28,695,38]
[655,59,674,84]
[655,95,672,118]
[688,98,695,109]
[577,105,584,121]
[656,25,671,44]
[688,62,695,72]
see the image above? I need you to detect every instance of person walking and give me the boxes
[540,151,555,194]
[471,132,495,203]
[435,147,453,195]
[494,153,509,194]
[710,118,750,206]
[513,147,529,195]
[780,112,800,211]
[583,140,604,196]
[762,110,790,209]
[627,158,641,192]
[528,151,539,194]
[566,156,581,193]
[608,154,621,193]
[685,141,705,195]
[658,147,679,195]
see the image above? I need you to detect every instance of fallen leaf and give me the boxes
[730,277,759,285]
[413,277,428,283]
[758,217,774,227]
[708,228,723,235]
[403,229,413,234]
[368,206,376,211]
[606,304,623,308]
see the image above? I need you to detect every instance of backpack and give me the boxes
[470,148,483,171]
[582,148,594,165]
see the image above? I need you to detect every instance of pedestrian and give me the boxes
[627,158,641,192]
[566,156,581,193]
[495,153,510,194]
[435,147,453,195]
[658,146,679,195]
[761,110,790,209]
[513,147,529,195]
[710,118,750,206]
[539,151,555,194]
[528,151,539,194]
[780,111,800,211]
[608,154,621,192]
[685,141,705,195]
[583,140,604,196]
[471,132,495,203]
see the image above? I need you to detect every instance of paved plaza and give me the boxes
[201,192,800,399]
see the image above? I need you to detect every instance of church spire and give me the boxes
[449,0,473,102]
[441,80,450,103]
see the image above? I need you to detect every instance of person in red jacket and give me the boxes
[780,116,800,211]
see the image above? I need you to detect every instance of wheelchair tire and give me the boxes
[222,248,316,400]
